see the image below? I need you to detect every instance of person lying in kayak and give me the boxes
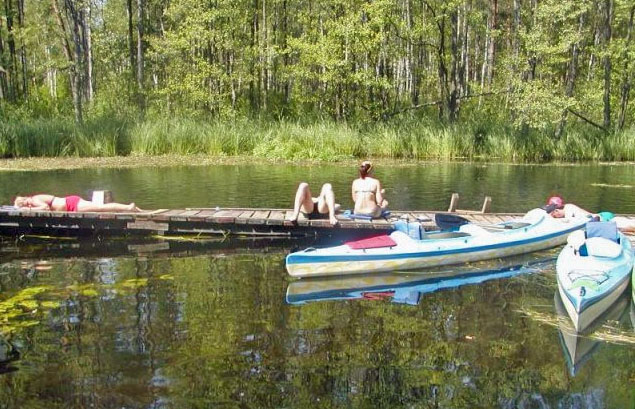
[14,194,142,212]
[352,161,389,218]
[287,182,340,226]
[545,195,635,233]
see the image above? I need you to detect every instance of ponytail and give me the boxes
[359,161,373,179]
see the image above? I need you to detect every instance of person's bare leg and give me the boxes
[379,189,389,209]
[77,199,140,212]
[614,217,635,233]
[317,183,338,226]
[288,182,314,222]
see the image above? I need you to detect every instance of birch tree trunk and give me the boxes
[136,0,144,91]
[83,1,93,101]
[487,0,497,85]
[0,6,7,99]
[261,0,267,111]
[5,0,17,101]
[17,0,26,98]
[617,6,634,130]
[601,0,613,129]
[46,46,57,99]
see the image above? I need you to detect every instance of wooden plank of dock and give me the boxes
[1,206,634,242]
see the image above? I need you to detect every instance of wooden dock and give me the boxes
[2,190,634,240]
[0,206,528,238]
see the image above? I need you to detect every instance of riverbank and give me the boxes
[2,117,634,163]
[2,154,634,172]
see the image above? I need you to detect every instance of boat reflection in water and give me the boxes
[554,290,630,377]
[286,255,553,306]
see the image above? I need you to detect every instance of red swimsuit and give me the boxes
[64,195,82,212]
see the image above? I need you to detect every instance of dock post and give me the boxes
[448,193,459,212]
[92,190,113,205]
[481,196,492,213]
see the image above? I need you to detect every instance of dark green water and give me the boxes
[1,161,634,212]
[0,162,634,408]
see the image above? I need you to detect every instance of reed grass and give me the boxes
[1,115,634,163]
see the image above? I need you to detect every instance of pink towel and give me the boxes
[345,234,397,249]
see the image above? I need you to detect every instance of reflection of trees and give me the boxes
[0,256,181,407]
[0,253,633,408]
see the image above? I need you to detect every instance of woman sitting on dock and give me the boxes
[352,161,388,218]
[288,183,340,226]
[14,194,142,213]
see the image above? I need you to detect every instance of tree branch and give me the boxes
[567,109,608,132]
[384,89,510,118]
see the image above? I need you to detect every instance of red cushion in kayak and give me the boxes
[345,234,397,249]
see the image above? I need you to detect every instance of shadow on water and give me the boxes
[286,252,556,305]
[0,234,332,264]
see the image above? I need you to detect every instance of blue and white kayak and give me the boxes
[557,224,634,332]
[286,208,586,278]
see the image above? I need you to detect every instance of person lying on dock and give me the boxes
[351,160,389,218]
[287,183,340,226]
[14,194,142,213]
[545,195,635,233]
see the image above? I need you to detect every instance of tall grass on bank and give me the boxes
[0,117,129,157]
[1,116,634,162]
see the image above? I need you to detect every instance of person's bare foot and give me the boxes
[128,203,143,212]
[329,216,339,226]
[287,213,299,223]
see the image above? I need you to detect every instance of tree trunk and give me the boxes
[0,6,7,99]
[249,0,258,111]
[448,6,460,121]
[83,1,93,101]
[136,0,144,93]
[556,11,586,138]
[68,0,84,123]
[479,29,488,106]
[487,0,497,85]
[52,0,83,123]
[617,6,634,130]
[5,0,17,101]
[17,0,26,98]
[261,0,267,111]
[601,0,613,130]
[282,0,290,104]
[460,1,469,97]
[127,0,136,82]
[46,46,57,99]
[512,0,520,62]
[437,15,447,120]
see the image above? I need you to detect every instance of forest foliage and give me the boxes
[0,0,633,161]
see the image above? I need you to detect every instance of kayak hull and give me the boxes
[555,290,630,376]
[557,232,634,332]
[286,256,551,305]
[287,209,585,278]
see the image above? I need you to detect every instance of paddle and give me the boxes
[434,213,528,231]
[434,213,474,230]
